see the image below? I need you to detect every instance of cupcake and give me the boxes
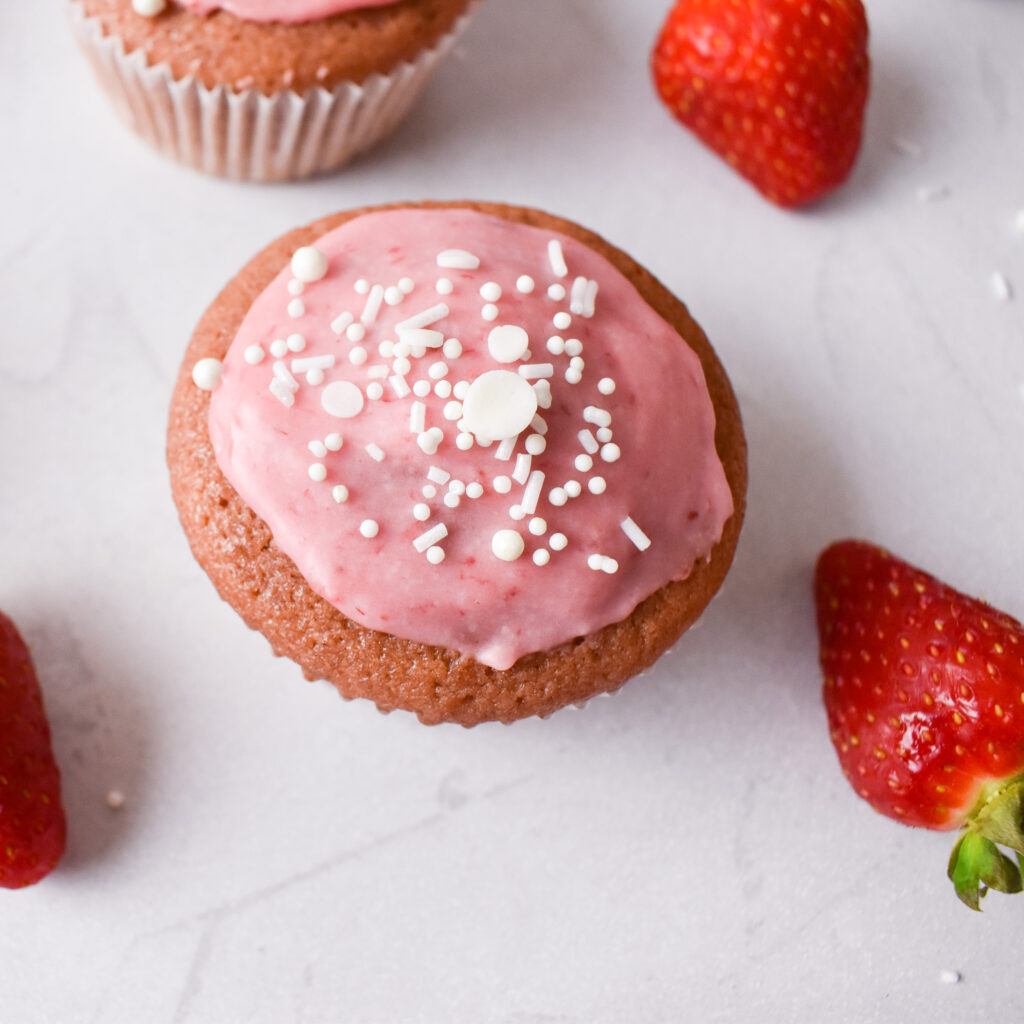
[68,0,476,180]
[167,202,747,725]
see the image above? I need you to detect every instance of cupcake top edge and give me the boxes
[134,0,401,22]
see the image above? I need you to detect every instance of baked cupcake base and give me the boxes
[167,202,747,725]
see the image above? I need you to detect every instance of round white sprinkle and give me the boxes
[546,336,565,355]
[354,279,370,295]
[596,427,613,443]
[549,488,567,507]
[453,379,470,399]
[565,480,583,498]
[366,382,384,401]
[359,520,379,539]
[444,400,463,420]
[378,340,395,359]
[306,368,325,386]
[321,380,365,418]
[598,377,616,395]
[308,462,327,482]
[191,357,222,391]
[413,503,431,521]
[553,312,572,329]
[482,304,499,322]
[346,323,366,343]
[587,554,603,571]
[549,533,568,551]
[575,454,594,473]
[525,433,546,456]
[566,368,583,385]
[533,549,551,566]
[456,432,475,451]
[547,284,566,301]
[444,493,461,509]
[291,246,328,283]
[434,380,452,399]
[393,357,412,376]
[288,279,305,297]
[325,433,343,451]
[244,345,265,365]
[492,529,525,561]
[436,278,454,295]
[443,338,463,359]
[309,440,328,457]
[529,517,547,536]
[332,485,349,503]
[493,475,512,494]
[393,340,412,358]
[487,324,530,363]
[422,485,437,499]
[466,482,484,499]
[509,505,526,521]
[413,379,432,397]
[429,361,449,380]
[106,788,126,809]
[601,443,621,463]
[564,338,583,357]
[417,428,444,455]
[516,275,536,294]
[132,0,166,16]
[288,299,306,319]
[399,277,415,294]
[461,370,538,441]
[480,281,502,302]
[588,476,607,494]
[448,480,466,496]
[384,286,404,306]
[349,346,368,366]
[270,339,289,358]
[426,546,446,565]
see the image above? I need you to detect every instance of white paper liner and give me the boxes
[67,1,474,181]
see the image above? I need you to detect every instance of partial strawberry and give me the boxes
[0,611,66,889]
[815,540,1024,910]
[652,0,870,208]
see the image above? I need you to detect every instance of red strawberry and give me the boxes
[651,0,870,208]
[815,540,1024,910]
[0,611,65,888]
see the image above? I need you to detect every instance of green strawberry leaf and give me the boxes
[948,832,1023,911]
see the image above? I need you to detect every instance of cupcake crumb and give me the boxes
[939,969,962,985]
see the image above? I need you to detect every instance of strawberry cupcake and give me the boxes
[168,201,747,725]
[68,0,476,180]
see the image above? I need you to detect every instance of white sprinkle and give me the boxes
[288,298,306,319]
[422,484,437,498]
[480,281,502,302]
[366,365,389,379]
[325,433,343,451]
[413,379,432,397]
[354,279,370,295]
[492,529,525,562]
[349,346,368,366]
[597,427,613,443]
[105,788,126,808]
[582,279,598,318]
[578,429,599,454]
[621,516,652,551]
[512,453,533,484]
[510,505,525,519]
[444,492,461,509]
[448,479,466,496]
[292,354,335,374]
[444,400,463,421]
[570,276,588,315]
[429,361,449,380]
[191,357,222,391]
[443,338,463,359]
[321,380,364,418]
[530,415,548,436]
[493,475,512,494]
[549,488,567,507]
[272,361,299,389]
[584,406,612,428]
[269,379,296,406]
[529,517,547,536]
[547,283,566,301]
[991,270,1013,301]
[398,327,444,350]
[306,368,324,386]
[453,380,470,399]
[553,312,572,330]
[410,401,426,434]
[519,363,554,380]
[346,323,366,343]
[601,443,621,463]
[417,428,444,455]
[360,519,379,539]
[598,377,616,395]
[466,482,484,499]
[360,284,385,325]
[548,239,568,278]
[427,466,451,485]
[522,471,545,515]
[244,345,265,365]
[389,374,411,398]
[482,303,499,322]
[495,438,517,461]
[290,246,328,283]
[379,341,396,359]
[588,554,618,574]
[566,368,583,385]
[525,433,546,455]
[939,970,961,985]
[332,485,349,504]
[916,184,950,204]
[549,533,568,551]
[533,549,551,566]
[434,380,453,399]
[384,286,404,306]
[588,476,607,495]
[287,333,306,353]
[366,382,385,401]
[488,324,530,363]
[436,278,454,295]
[270,339,289,358]
[456,433,474,451]
[546,335,565,355]
[308,462,327,482]
[426,546,445,565]
[331,311,354,335]
[533,379,553,409]
[399,277,415,294]
[397,303,449,332]
[414,522,449,553]
[413,503,431,522]
[517,275,536,294]
[437,249,480,270]
[565,480,583,498]
[365,443,385,462]
[309,440,328,458]
[575,454,594,473]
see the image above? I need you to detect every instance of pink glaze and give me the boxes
[207,209,734,670]
[177,0,398,23]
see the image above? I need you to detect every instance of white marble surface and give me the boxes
[3,0,1024,1020]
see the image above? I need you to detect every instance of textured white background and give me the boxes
[2,0,1024,1020]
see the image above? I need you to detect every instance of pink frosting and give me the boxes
[207,209,734,670]
[177,0,399,23]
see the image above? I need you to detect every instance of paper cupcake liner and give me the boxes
[67,1,474,181]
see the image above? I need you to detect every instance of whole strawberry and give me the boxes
[652,0,870,207]
[0,611,65,889]
[816,540,1024,910]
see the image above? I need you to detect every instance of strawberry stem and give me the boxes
[948,775,1024,910]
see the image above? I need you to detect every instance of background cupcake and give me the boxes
[67,0,477,180]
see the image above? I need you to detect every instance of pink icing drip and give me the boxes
[208,209,734,670]
[177,0,398,23]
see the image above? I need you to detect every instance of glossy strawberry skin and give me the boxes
[652,0,870,207]
[0,612,66,889]
[816,541,1024,831]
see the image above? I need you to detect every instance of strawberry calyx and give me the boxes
[948,772,1024,910]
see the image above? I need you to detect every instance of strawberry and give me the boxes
[815,540,1024,910]
[651,0,870,208]
[0,611,65,889]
